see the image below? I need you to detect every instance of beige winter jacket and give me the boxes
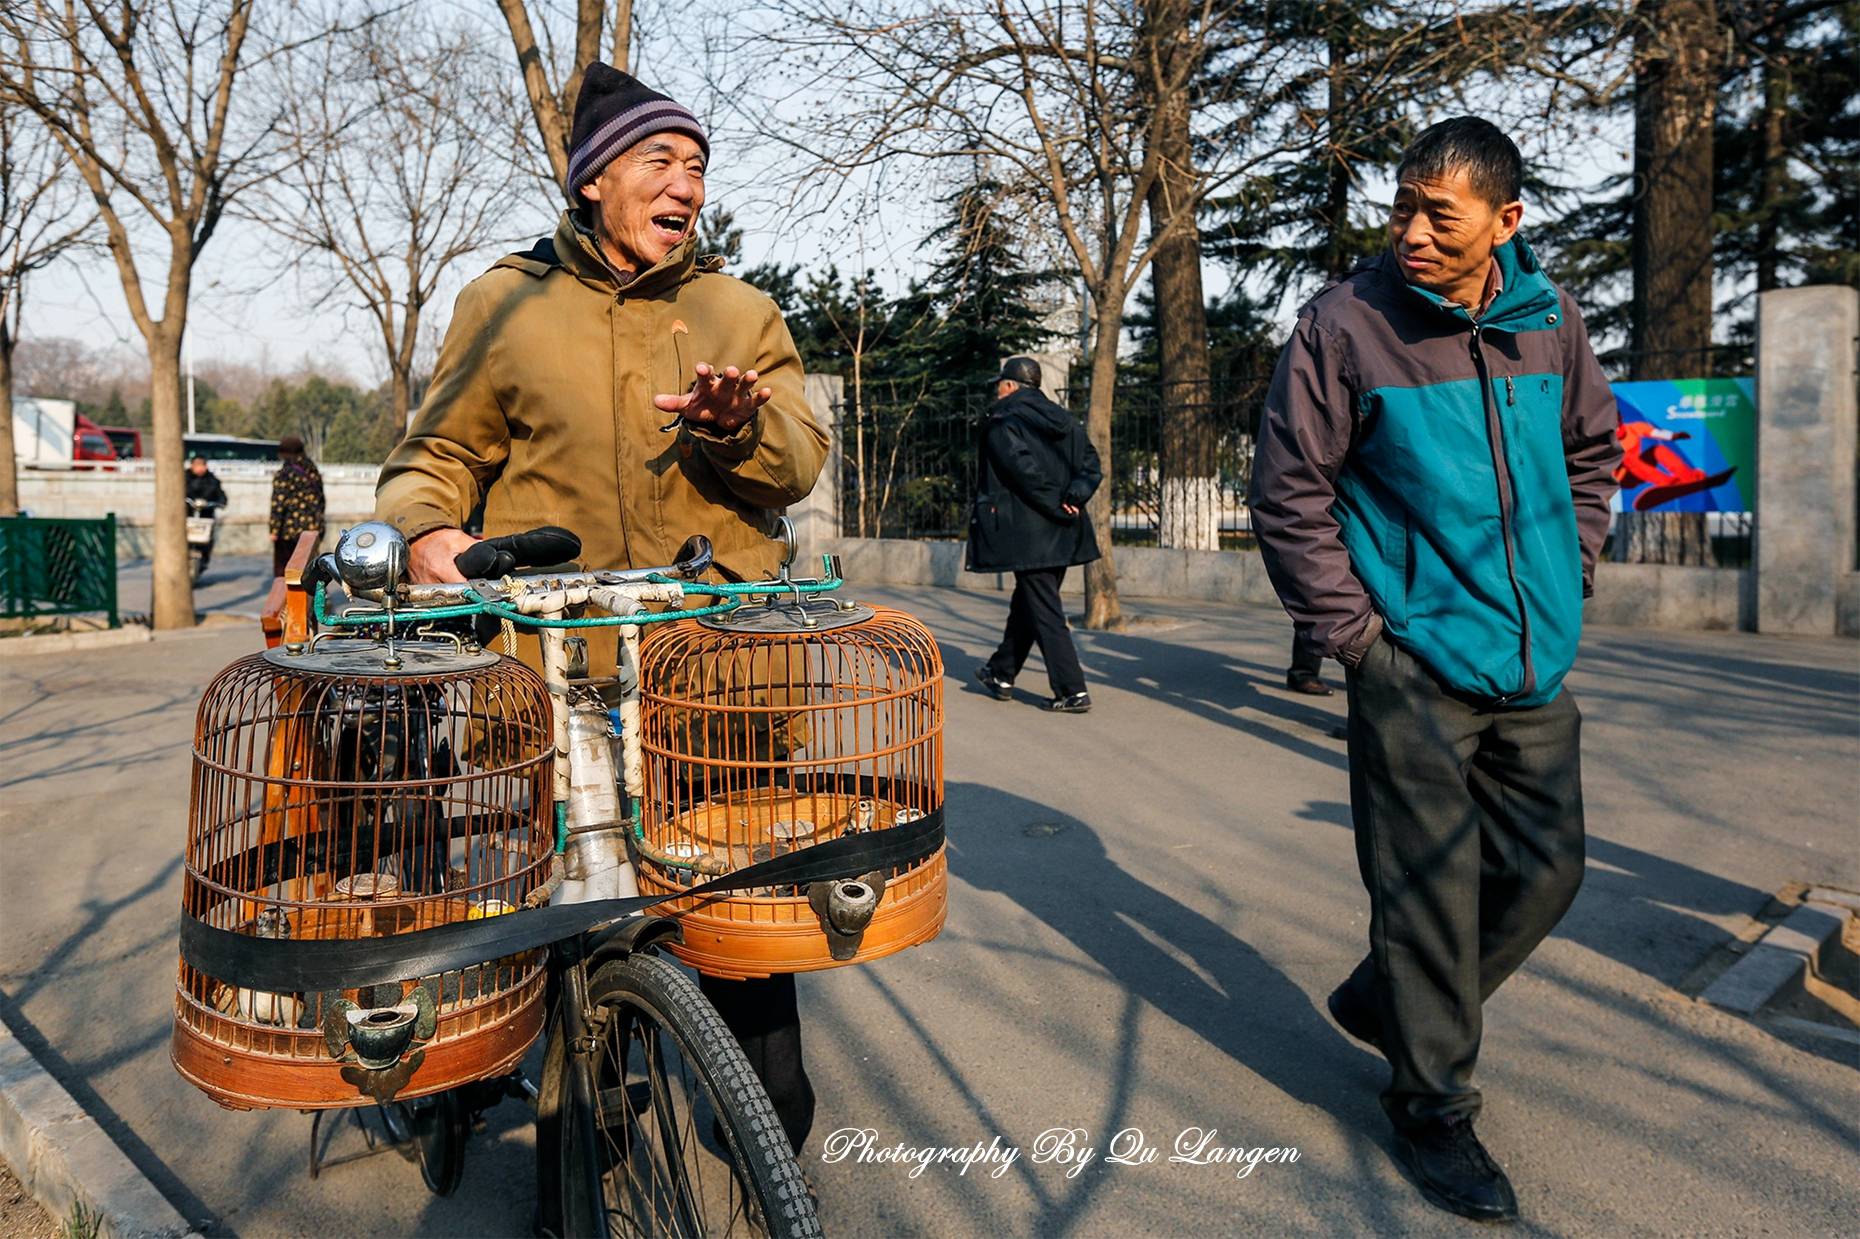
[376,210,826,587]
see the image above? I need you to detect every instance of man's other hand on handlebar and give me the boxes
[409,527,479,584]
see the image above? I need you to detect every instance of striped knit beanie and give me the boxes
[566,63,709,197]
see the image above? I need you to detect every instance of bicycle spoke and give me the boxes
[566,957,800,1239]
[588,1009,771,1237]
[597,1011,687,1238]
[642,1022,705,1237]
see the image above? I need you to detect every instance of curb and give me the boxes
[0,617,254,660]
[0,1019,200,1239]
[0,626,153,657]
[1700,900,1850,1016]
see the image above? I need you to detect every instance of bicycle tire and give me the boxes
[413,1088,469,1196]
[556,952,820,1239]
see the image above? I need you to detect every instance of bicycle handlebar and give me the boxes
[402,534,716,605]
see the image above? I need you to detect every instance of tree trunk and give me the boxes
[1145,0,1217,551]
[148,336,195,628]
[390,368,413,428]
[1756,44,1789,293]
[1322,27,1352,283]
[1630,0,1718,566]
[1082,304,1124,630]
[1631,0,1718,380]
[612,0,632,72]
[0,313,17,518]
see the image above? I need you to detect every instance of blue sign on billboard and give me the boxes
[1609,378,1756,513]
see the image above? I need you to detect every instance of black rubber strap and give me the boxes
[180,809,942,992]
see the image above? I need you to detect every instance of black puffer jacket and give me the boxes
[184,469,227,510]
[967,387,1103,573]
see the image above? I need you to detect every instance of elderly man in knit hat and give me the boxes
[375,64,829,1163]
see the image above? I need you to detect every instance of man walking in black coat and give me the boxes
[967,357,1102,713]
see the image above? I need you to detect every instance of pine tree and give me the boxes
[1712,0,1859,343]
[1534,0,1855,368]
[1204,0,1415,298]
[917,177,1050,392]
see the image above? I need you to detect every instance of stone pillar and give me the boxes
[789,373,843,560]
[1754,285,1859,634]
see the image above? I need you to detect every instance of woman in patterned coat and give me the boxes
[269,434,325,575]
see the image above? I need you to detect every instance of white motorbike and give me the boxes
[186,497,221,582]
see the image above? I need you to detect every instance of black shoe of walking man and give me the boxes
[1394,1116,1519,1223]
[973,666,1014,701]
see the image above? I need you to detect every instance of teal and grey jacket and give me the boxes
[1248,238,1621,707]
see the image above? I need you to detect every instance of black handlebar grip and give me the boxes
[453,526,583,579]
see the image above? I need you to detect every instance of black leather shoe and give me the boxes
[1048,692,1092,714]
[1326,983,1383,1054]
[1286,675,1335,696]
[973,666,1013,700]
[1394,1117,1519,1223]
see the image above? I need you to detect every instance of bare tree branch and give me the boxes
[0,0,309,629]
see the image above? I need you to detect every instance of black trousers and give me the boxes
[1287,628,1325,683]
[1340,635,1585,1132]
[699,973,816,1154]
[985,567,1086,696]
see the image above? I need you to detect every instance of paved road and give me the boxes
[114,555,278,623]
[3,562,1856,1236]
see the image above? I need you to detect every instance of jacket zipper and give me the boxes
[1470,326,1534,701]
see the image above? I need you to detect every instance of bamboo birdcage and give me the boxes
[634,602,948,979]
[172,639,555,1111]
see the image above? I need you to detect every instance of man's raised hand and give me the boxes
[654,362,772,434]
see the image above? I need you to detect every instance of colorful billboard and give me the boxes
[1608,378,1755,513]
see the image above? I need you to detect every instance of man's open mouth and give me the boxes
[652,214,690,241]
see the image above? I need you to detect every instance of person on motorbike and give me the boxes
[185,456,228,575]
[186,455,227,511]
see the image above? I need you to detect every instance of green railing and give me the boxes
[0,514,119,628]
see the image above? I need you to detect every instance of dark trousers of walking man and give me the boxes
[984,566,1085,698]
[699,973,815,1152]
[1330,637,1586,1131]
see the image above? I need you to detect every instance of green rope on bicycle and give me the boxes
[469,595,745,628]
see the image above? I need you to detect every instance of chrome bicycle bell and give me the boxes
[333,521,409,601]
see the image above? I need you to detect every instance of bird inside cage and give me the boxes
[313,680,457,894]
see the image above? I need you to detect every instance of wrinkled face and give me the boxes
[578,133,706,275]
[1387,166,1522,308]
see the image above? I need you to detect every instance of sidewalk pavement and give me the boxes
[1,566,1855,1236]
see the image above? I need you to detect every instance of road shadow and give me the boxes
[940,780,1402,1236]
[0,989,223,1236]
[1076,630,1349,771]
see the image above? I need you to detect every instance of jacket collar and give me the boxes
[1378,236,1561,333]
[553,209,700,298]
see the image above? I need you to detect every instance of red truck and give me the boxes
[72,413,118,467]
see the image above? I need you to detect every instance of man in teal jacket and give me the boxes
[1249,118,1621,1223]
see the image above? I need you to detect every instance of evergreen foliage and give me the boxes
[916,178,1051,392]
[1533,0,1858,363]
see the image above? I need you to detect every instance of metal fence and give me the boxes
[832,359,1755,567]
[833,377,1270,548]
[0,514,120,627]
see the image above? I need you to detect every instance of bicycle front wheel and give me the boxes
[556,952,820,1238]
